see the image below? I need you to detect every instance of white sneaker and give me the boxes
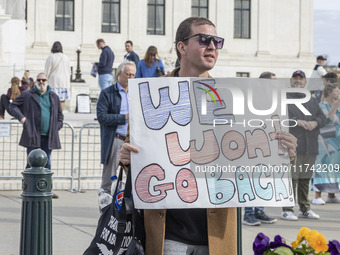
[298,210,320,219]
[312,197,325,205]
[281,211,298,221]
[326,197,340,203]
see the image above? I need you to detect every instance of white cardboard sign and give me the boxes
[129,77,295,209]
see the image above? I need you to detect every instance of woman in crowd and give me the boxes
[45,41,71,111]
[136,46,165,78]
[0,77,25,119]
[312,83,340,204]
[21,70,34,90]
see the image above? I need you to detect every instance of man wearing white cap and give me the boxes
[308,55,328,101]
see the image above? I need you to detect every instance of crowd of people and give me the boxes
[93,18,340,254]
[1,15,340,255]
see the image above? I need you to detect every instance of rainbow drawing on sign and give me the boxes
[197,81,223,106]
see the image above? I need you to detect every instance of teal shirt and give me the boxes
[34,85,51,135]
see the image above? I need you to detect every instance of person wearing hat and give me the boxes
[313,55,327,79]
[281,70,326,221]
[308,55,328,101]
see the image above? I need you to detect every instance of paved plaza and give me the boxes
[1,112,340,254]
[0,190,340,255]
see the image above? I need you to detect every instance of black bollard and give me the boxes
[20,149,53,255]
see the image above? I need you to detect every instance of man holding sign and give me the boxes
[120,17,298,255]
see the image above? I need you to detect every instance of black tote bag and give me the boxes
[83,166,145,255]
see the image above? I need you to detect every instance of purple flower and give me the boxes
[328,240,340,255]
[253,232,270,255]
[270,235,292,249]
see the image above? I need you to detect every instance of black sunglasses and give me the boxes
[181,33,224,49]
[37,79,47,82]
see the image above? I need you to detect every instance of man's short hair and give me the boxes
[259,72,275,79]
[37,72,47,78]
[323,72,338,84]
[175,17,215,60]
[125,40,133,46]
[116,60,136,76]
[96,39,105,46]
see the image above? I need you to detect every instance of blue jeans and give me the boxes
[98,73,113,90]
[26,135,52,170]
[244,207,264,215]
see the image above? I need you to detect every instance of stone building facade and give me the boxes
[0,0,315,111]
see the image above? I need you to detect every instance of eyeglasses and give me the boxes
[181,33,224,49]
[37,79,47,82]
[124,72,135,78]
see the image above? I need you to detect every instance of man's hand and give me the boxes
[125,114,129,120]
[297,119,318,131]
[275,131,297,160]
[120,143,139,165]
[296,119,308,130]
[20,117,26,125]
[305,120,318,131]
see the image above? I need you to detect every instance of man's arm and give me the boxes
[57,98,64,130]
[312,102,327,130]
[295,100,326,131]
[131,52,140,68]
[96,50,108,68]
[96,90,126,126]
[317,66,327,77]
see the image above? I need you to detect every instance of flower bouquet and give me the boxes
[253,227,340,255]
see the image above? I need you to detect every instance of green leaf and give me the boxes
[265,251,277,255]
[272,247,294,255]
[291,248,307,255]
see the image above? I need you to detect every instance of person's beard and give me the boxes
[36,83,47,92]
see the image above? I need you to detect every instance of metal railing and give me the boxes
[0,121,27,177]
[53,122,76,191]
[77,122,101,192]
[0,121,76,190]
[0,121,103,191]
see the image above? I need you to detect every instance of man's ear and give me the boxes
[177,41,187,57]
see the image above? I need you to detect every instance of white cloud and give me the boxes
[314,9,340,65]
[314,0,340,11]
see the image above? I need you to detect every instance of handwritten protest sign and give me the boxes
[129,77,296,209]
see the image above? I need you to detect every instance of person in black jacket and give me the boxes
[95,38,115,90]
[10,72,63,198]
[97,61,136,194]
[281,70,326,221]
[124,40,140,72]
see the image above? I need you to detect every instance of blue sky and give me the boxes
[314,0,340,65]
